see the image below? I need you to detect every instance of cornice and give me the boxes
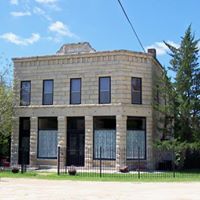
[12,50,163,71]
[13,50,153,64]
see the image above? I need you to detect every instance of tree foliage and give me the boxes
[0,56,13,156]
[155,25,200,168]
[153,69,177,140]
[164,25,200,142]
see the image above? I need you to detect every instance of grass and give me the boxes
[1,170,200,182]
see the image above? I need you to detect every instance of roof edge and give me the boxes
[12,49,151,60]
[12,49,163,70]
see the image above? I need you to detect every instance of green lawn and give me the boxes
[1,170,200,182]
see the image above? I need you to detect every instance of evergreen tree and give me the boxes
[153,69,176,140]
[155,26,200,168]
[164,25,200,142]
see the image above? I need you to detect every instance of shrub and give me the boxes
[119,166,129,173]
[68,166,76,176]
[12,167,19,173]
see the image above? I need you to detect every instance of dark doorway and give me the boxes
[18,117,30,165]
[67,117,85,166]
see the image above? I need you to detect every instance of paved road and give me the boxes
[0,178,200,200]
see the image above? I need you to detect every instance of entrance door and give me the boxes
[18,117,30,165]
[67,117,85,166]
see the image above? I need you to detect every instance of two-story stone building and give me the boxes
[11,42,163,170]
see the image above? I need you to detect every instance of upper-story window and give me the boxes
[43,80,53,105]
[70,78,81,104]
[131,77,142,104]
[99,77,111,104]
[20,81,31,106]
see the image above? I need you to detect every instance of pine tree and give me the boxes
[155,26,200,169]
[164,25,200,142]
[153,69,176,140]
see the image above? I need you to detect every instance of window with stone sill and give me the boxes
[20,81,31,106]
[99,77,111,104]
[37,117,58,159]
[131,77,142,104]
[126,117,146,160]
[70,78,81,104]
[43,80,53,105]
[93,117,116,160]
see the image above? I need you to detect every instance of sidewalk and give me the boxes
[1,178,200,200]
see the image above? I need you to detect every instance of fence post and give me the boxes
[172,146,175,178]
[124,147,126,167]
[57,146,60,175]
[21,148,24,174]
[100,147,102,178]
[138,146,140,179]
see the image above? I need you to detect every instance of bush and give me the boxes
[68,166,76,176]
[119,166,129,173]
[12,167,19,173]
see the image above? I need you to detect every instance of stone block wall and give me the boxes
[30,117,37,167]
[12,49,163,170]
[10,117,19,166]
[13,51,154,107]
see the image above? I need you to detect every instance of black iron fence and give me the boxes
[1,146,199,180]
[0,148,28,174]
[57,146,180,179]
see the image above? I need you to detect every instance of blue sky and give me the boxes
[1,0,200,68]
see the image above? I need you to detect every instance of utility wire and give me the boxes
[117,0,146,52]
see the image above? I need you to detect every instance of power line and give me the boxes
[117,0,145,53]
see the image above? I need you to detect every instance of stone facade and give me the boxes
[11,43,163,170]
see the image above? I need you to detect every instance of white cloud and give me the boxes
[35,0,57,3]
[49,21,76,37]
[10,0,18,5]
[0,33,40,46]
[145,41,179,56]
[10,11,31,17]
[35,0,60,11]
[33,7,51,21]
[25,33,40,45]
